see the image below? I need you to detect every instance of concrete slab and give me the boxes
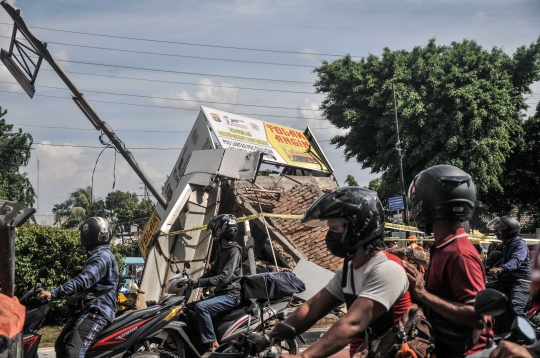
[37,347,55,358]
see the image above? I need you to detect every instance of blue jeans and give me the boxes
[486,279,530,334]
[194,294,241,344]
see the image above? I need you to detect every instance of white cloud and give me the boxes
[475,11,487,19]
[36,141,84,181]
[150,78,238,110]
[298,48,321,60]
[53,50,69,64]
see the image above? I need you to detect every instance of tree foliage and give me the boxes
[344,174,359,186]
[314,38,540,202]
[105,190,155,236]
[0,108,35,205]
[53,186,106,227]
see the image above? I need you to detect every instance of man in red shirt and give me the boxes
[404,165,492,358]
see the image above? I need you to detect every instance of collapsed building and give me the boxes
[136,107,343,307]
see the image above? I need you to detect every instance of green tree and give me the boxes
[53,186,106,228]
[105,190,155,237]
[0,108,35,204]
[483,103,540,231]
[314,38,540,202]
[344,174,359,186]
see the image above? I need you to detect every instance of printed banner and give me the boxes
[138,210,161,259]
[201,107,328,172]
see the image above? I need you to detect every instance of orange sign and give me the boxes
[138,210,161,259]
[264,123,327,171]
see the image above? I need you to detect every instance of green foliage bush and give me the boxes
[12,224,125,323]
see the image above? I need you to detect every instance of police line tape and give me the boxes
[164,213,540,244]
[165,213,303,236]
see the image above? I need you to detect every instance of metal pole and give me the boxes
[0,1,168,209]
[243,220,257,275]
[392,82,410,225]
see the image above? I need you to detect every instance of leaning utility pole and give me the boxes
[392,82,410,225]
[0,1,168,209]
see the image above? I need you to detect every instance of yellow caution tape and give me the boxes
[164,213,540,244]
[166,213,303,236]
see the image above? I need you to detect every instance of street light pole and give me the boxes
[392,82,410,225]
[0,1,168,209]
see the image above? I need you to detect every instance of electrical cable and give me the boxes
[54,59,313,84]
[0,35,316,68]
[0,63,322,94]
[0,89,328,120]
[9,2,537,36]
[0,80,321,111]
[9,122,337,132]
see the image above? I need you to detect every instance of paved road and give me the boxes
[37,347,55,358]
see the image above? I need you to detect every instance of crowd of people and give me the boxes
[32,163,540,358]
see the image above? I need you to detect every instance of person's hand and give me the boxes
[490,341,532,358]
[36,290,52,302]
[277,355,302,358]
[247,333,271,353]
[188,278,199,287]
[489,267,502,276]
[403,261,428,302]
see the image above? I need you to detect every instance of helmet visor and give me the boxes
[487,217,507,231]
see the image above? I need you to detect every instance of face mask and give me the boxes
[325,229,357,258]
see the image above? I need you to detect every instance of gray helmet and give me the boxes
[207,214,238,242]
[301,187,385,252]
[80,217,112,247]
[487,216,520,240]
[408,165,475,232]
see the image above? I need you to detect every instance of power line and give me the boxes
[0,35,316,69]
[193,0,540,18]
[54,59,313,85]
[11,1,537,37]
[0,90,327,120]
[10,122,337,132]
[0,80,321,112]
[33,143,182,150]
[0,22,355,58]
[0,64,321,95]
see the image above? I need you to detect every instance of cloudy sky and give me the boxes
[0,0,539,215]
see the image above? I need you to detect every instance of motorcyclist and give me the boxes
[485,216,531,334]
[183,214,244,352]
[408,235,424,251]
[36,217,118,358]
[403,165,491,357]
[490,244,540,358]
[251,187,413,358]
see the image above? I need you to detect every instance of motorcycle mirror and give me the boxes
[37,267,49,282]
[474,289,508,316]
[184,261,191,269]
[270,322,296,341]
[511,316,536,342]
[247,301,261,318]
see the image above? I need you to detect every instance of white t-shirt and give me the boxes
[325,251,409,310]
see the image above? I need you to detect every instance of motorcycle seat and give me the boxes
[212,304,250,322]
[97,305,161,338]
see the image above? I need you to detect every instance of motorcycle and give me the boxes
[165,264,300,357]
[466,289,536,358]
[21,267,52,358]
[25,266,193,358]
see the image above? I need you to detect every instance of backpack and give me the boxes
[353,304,436,358]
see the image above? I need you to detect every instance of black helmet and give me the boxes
[207,214,238,241]
[80,217,112,247]
[487,216,520,240]
[408,165,475,232]
[301,187,385,253]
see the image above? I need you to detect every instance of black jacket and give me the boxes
[198,242,243,297]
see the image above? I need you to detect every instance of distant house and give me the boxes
[33,214,59,227]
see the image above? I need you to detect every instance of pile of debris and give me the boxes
[220,175,343,272]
